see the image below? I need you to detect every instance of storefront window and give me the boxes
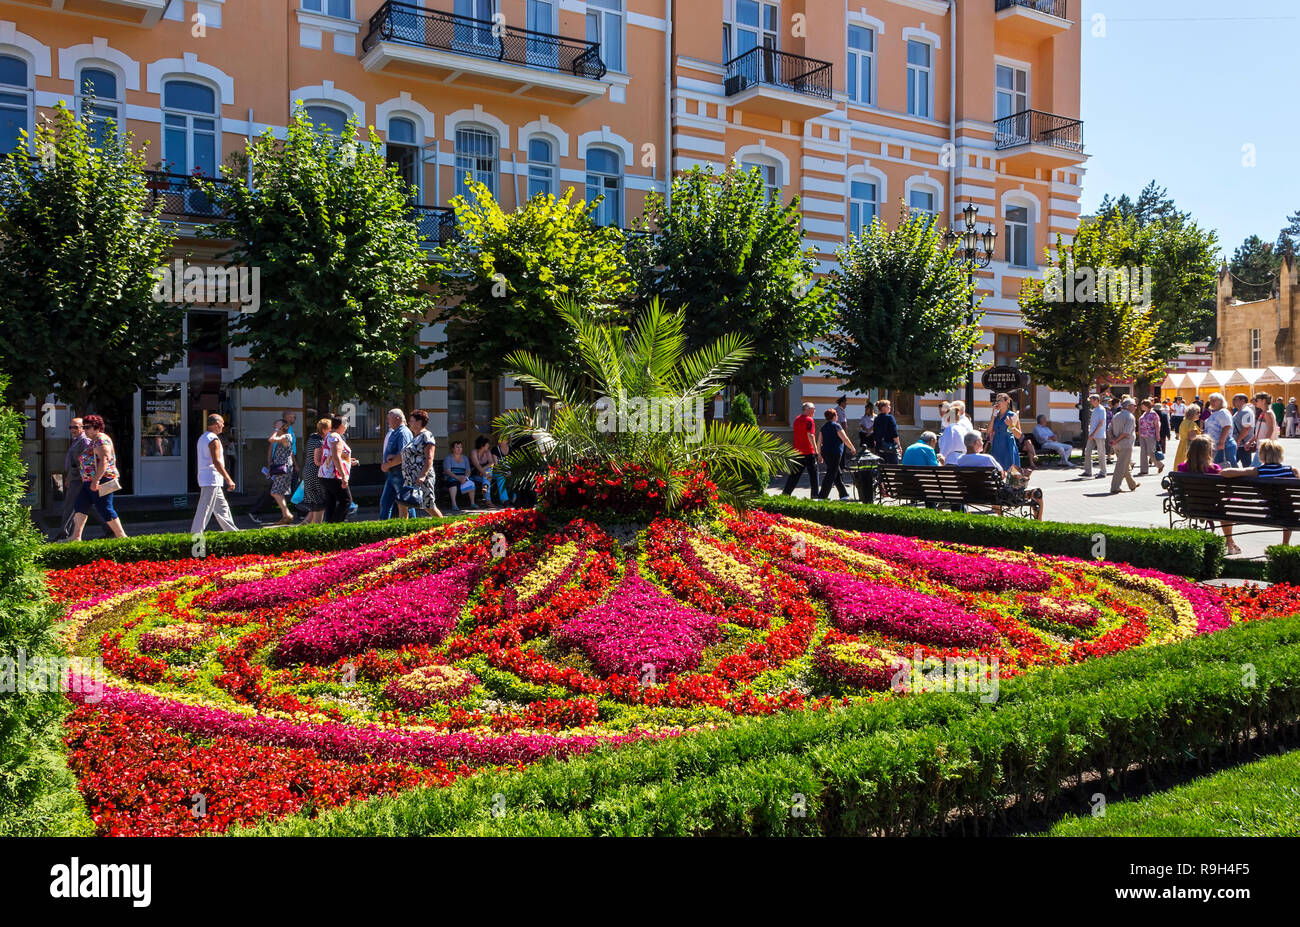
[140,384,182,457]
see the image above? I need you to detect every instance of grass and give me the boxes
[1046,749,1300,836]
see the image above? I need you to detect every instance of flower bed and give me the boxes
[48,508,1299,836]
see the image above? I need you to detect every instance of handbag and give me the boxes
[97,477,121,496]
[291,481,305,506]
[269,462,288,476]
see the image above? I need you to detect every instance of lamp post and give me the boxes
[943,203,998,414]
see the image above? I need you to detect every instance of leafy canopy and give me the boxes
[823,206,981,396]
[429,180,632,382]
[628,165,834,394]
[495,298,792,511]
[0,102,179,411]
[204,106,430,407]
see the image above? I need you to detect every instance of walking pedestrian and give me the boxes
[1082,394,1108,479]
[1203,393,1236,466]
[938,401,972,463]
[986,393,1021,471]
[302,418,329,525]
[66,414,127,540]
[48,417,103,540]
[1156,400,1171,455]
[1108,397,1139,493]
[1249,392,1278,466]
[190,413,239,534]
[264,419,295,525]
[319,415,354,523]
[1137,399,1164,476]
[782,402,822,495]
[1172,403,1202,470]
[1231,393,1255,467]
[871,399,902,464]
[1170,396,1186,437]
[1286,397,1300,438]
[378,408,414,519]
[817,409,856,500]
[249,411,298,523]
[398,410,443,518]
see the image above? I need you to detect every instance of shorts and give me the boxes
[74,479,118,521]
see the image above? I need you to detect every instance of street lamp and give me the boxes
[943,203,998,414]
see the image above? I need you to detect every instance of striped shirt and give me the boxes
[1256,463,1297,479]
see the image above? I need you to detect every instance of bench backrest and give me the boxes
[877,464,1003,505]
[1167,471,1300,526]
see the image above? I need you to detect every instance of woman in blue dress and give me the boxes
[987,392,1022,471]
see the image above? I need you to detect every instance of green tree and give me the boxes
[0,374,90,835]
[727,392,768,493]
[822,207,981,396]
[1228,235,1282,303]
[628,165,834,394]
[1019,228,1156,431]
[1276,209,1300,255]
[0,102,180,414]
[204,107,430,411]
[496,298,790,511]
[430,181,631,385]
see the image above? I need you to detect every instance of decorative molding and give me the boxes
[146,52,234,105]
[290,80,366,125]
[0,22,52,77]
[59,38,141,91]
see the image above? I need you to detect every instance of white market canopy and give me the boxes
[1171,368,1300,395]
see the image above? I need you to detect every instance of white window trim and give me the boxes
[147,53,234,106]
[375,93,436,143]
[585,143,624,225]
[383,112,426,200]
[586,0,628,74]
[74,61,127,143]
[577,126,633,166]
[994,56,1032,117]
[160,76,223,176]
[1001,189,1041,269]
[0,42,36,153]
[518,116,570,158]
[847,166,885,235]
[901,25,942,50]
[299,0,356,22]
[0,23,52,78]
[290,80,364,127]
[445,106,510,150]
[453,122,502,199]
[58,40,140,91]
[526,132,559,198]
[904,175,944,218]
[730,142,789,187]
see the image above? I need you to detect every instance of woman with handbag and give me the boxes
[397,410,444,519]
[67,414,127,540]
[266,419,295,526]
[319,415,354,524]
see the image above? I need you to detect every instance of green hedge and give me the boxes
[1267,544,1300,585]
[36,516,454,569]
[0,381,91,835]
[244,615,1300,837]
[758,496,1225,579]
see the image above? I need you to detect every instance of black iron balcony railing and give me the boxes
[994,110,1084,153]
[363,0,606,80]
[145,171,230,221]
[723,46,833,100]
[995,0,1068,18]
[411,204,457,246]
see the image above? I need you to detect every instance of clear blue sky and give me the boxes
[1080,0,1299,258]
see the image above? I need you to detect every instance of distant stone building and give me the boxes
[1214,255,1297,370]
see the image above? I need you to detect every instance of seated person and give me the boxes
[442,440,477,513]
[1220,438,1300,548]
[1033,415,1077,467]
[902,431,942,466]
[948,431,1004,473]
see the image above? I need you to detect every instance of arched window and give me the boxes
[455,125,499,200]
[386,116,419,199]
[849,178,879,238]
[1005,203,1032,268]
[305,104,349,137]
[78,67,122,150]
[585,146,622,227]
[908,185,938,221]
[527,137,555,199]
[162,79,218,176]
[740,156,779,203]
[0,55,31,155]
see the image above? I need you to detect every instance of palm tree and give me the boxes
[495,298,792,512]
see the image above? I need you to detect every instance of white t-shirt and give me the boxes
[196,431,221,487]
[950,452,1004,473]
[1203,408,1233,447]
[938,422,972,461]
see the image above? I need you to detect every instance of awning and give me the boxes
[1161,373,1187,391]
[1266,366,1298,386]
[1225,368,1267,387]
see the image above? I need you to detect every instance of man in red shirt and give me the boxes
[781,402,822,495]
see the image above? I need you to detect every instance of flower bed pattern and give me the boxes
[49,508,1295,836]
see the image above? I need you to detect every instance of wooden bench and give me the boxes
[875,464,1043,519]
[1163,471,1300,533]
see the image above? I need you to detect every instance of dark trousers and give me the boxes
[875,446,899,465]
[1238,444,1254,467]
[321,477,352,523]
[50,476,104,540]
[782,454,819,494]
[379,472,412,519]
[818,453,849,499]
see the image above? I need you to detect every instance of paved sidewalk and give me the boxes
[769,435,1299,563]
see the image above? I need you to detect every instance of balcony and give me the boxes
[30,0,169,27]
[361,1,607,106]
[994,110,1085,165]
[412,204,457,248]
[994,0,1071,41]
[723,47,836,121]
[145,172,230,224]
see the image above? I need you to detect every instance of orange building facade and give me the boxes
[5,0,1087,502]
